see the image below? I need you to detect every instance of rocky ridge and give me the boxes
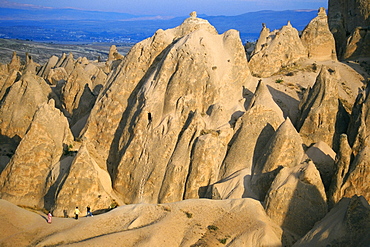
[0,7,369,246]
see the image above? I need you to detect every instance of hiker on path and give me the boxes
[86,206,93,217]
[74,207,81,220]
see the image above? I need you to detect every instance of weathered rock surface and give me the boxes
[219,81,284,180]
[79,14,251,207]
[305,141,336,190]
[347,85,370,155]
[338,143,370,203]
[249,22,307,77]
[0,72,54,142]
[301,7,337,61]
[108,45,124,61]
[37,55,59,80]
[251,117,305,200]
[53,144,117,217]
[328,0,370,59]
[296,66,344,151]
[294,195,370,247]
[328,134,352,208]
[264,161,327,243]
[0,100,74,208]
[0,11,369,246]
[0,69,20,100]
[60,63,96,126]
[46,67,68,85]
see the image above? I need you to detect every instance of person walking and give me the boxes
[47,211,52,224]
[86,206,93,217]
[74,206,81,220]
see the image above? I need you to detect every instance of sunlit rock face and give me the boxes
[248,21,307,77]
[0,100,74,208]
[301,7,337,61]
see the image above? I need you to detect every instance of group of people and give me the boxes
[47,206,93,223]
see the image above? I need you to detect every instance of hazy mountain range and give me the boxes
[0,6,318,43]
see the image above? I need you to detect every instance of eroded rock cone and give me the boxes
[249,21,307,77]
[251,117,304,201]
[7,51,21,73]
[53,144,117,217]
[347,86,370,156]
[264,161,327,244]
[328,134,352,208]
[301,7,337,61]
[59,13,251,209]
[296,65,344,151]
[0,99,74,208]
[337,141,370,203]
[37,55,59,80]
[294,195,370,246]
[108,45,124,61]
[219,80,284,180]
[0,72,55,141]
[61,63,96,127]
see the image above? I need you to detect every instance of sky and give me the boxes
[1,0,328,16]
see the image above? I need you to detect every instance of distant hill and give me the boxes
[0,7,319,43]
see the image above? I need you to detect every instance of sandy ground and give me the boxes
[0,198,283,247]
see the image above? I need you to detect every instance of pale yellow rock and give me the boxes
[47,67,68,85]
[0,72,53,140]
[61,63,96,126]
[297,66,341,150]
[53,144,118,217]
[252,117,305,200]
[249,22,307,77]
[184,129,232,199]
[37,55,59,80]
[7,51,21,72]
[339,143,370,202]
[0,99,74,208]
[219,81,284,180]
[301,7,337,61]
[80,15,251,205]
[265,161,327,243]
[306,141,336,190]
[328,134,352,208]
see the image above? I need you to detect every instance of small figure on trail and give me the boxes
[47,211,52,224]
[74,206,81,220]
[86,206,93,217]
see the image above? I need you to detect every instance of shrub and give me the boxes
[207,225,218,231]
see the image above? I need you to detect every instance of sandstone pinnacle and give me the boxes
[301,7,337,61]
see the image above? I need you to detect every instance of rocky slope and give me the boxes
[0,7,369,246]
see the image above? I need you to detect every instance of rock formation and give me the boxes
[328,134,352,208]
[78,13,251,206]
[264,161,327,244]
[0,100,74,208]
[305,141,336,190]
[328,0,370,59]
[294,195,370,246]
[0,9,369,246]
[0,72,55,142]
[108,45,124,61]
[301,7,337,61]
[249,21,307,77]
[296,66,345,151]
[251,117,305,200]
